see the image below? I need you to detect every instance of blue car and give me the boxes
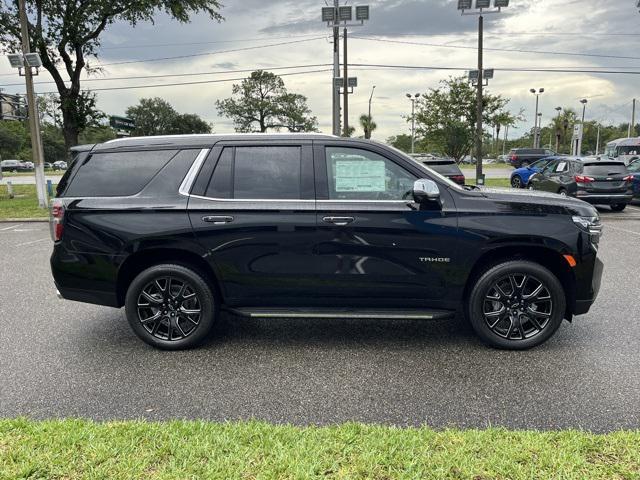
[510,157,555,188]
[628,157,640,199]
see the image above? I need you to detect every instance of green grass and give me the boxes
[480,178,512,188]
[0,184,50,219]
[0,419,638,479]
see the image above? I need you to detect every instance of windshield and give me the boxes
[530,158,552,169]
[628,159,640,172]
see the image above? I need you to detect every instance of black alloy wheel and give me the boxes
[611,203,626,212]
[125,264,216,349]
[468,260,566,350]
[511,176,523,188]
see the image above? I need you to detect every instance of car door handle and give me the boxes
[202,215,234,225]
[323,216,355,226]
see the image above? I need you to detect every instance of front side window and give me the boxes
[205,146,302,200]
[326,147,416,200]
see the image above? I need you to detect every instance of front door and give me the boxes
[187,142,318,306]
[311,143,460,307]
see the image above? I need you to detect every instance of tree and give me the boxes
[386,134,412,153]
[0,121,27,159]
[414,76,508,162]
[125,97,211,136]
[216,70,318,133]
[0,1,223,151]
[359,114,377,139]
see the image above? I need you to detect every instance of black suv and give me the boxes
[51,135,603,350]
[508,148,556,168]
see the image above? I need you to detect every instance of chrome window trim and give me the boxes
[178,148,210,197]
[188,193,315,203]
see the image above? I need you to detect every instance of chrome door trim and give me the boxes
[178,148,210,196]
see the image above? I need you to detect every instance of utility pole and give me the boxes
[18,0,48,208]
[406,93,420,154]
[595,124,600,155]
[366,85,375,140]
[342,27,349,136]
[475,14,484,184]
[629,98,636,138]
[332,0,340,136]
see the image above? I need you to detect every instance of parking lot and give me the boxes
[1,209,638,433]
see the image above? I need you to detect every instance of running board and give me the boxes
[226,307,455,320]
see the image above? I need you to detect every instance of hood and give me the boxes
[477,187,598,217]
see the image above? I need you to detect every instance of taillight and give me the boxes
[50,199,65,242]
[450,175,466,185]
[574,175,595,183]
[623,175,634,182]
[511,155,517,161]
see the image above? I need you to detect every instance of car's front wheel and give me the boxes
[511,176,523,188]
[467,260,566,350]
[125,264,217,350]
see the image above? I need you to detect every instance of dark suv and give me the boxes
[51,134,603,350]
[508,148,556,168]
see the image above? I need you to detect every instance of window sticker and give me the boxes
[556,161,567,172]
[334,159,386,192]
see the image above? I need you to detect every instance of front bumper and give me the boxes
[573,256,604,315]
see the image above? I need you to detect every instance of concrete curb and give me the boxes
[0,218,48,223]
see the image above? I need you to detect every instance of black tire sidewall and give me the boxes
[468,261,566,350]
[511,176,522,188]
[611,203,626,211]
[125,264,216,350]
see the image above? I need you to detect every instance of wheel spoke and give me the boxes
[180,307,200,315]
[140,291,162,305]
[523,283,543,300]
[176,322,188,338]
[140,312,161,324]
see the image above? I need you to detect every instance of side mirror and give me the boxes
[412,178,440,204]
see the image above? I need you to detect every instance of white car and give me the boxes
[53,161,68,170]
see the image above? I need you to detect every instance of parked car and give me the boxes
[528,157,633,211]
[411,154,465,185]
[53,161,68,170]
[627,157,640,199]
[44,162,53,169]
[51,134,603,351]
[23,161,34,170]
[510,157,555,188]
[0,160,28,172]
[508,148,556,168]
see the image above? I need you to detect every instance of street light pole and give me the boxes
[475,14,484,183]
[368,85,376,120]
[342,27,349,136]
[407,93,420,154]
[18,0,47,208]
[530,88,544,148]
[579,98,588,155]
[332,0,340,136]
[554,106,562,152]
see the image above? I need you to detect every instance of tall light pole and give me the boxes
[554,106,562,152]
[459,0,509,185]
[407,93,420,154]
[368,85,376,120]
[5,0,48,208]
[530,88,544,148]
[579,98,588,155]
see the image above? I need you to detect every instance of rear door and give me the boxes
[187,140,318,306]
[311,141,459,306]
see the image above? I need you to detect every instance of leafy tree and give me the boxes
[414,76,508,162]
[41,124,66,162]
[0,121,27,159]
[359,114,377,140]
[0,1,223,150]
[125,97,211,136]
[79,125,117,145]
[216,70,318,133]
[386,134,412,153]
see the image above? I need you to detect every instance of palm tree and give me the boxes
[359,114,377,140]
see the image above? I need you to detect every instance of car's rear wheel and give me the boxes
[511,176,523,188]
[611,203,626,212]
[125,264,217,350]
[467,260,566,350]
[558,188,567,197]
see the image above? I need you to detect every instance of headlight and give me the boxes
[572,216,602,236]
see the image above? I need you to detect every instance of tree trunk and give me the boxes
[60,99,80,156]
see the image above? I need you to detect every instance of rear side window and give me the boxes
[65,150,177,197]
[582,163,628,176]
[205,146,302,200]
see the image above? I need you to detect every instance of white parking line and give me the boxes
[0,224,21,231]
[626,205,640,213]
[605,224,640,237]
[15,238,49,247]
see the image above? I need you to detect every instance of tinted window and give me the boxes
[326,147,416,200]
[65,150,177,197]
[628,160,640,172]
[233,146,301,199]
[423,161,462,175]
[205,148,233,199]
[582,163,628,176]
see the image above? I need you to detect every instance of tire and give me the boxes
[511,176,523,189]
[611,203,626,212]
[528,185,535,190]
[467,260,566,350]
[125,264,217,350]
[558,188,567,197]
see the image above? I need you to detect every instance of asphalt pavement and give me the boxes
[0,175,63,185]
[1,210,639,432]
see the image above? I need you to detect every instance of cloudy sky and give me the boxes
[1,0,639,141]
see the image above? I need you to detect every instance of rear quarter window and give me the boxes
[64,150,178,197]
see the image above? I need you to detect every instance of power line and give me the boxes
[100,33,330,49]
[350,63,640,75]
[350,35,640,61]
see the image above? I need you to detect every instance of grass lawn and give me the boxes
[0,184,50,219]
[1,419,638,479]
[480,178,512,188]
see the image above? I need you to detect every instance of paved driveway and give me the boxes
[0,213,638,432]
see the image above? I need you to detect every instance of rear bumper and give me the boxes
[55,282,119,307]
[575,193,633,205]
